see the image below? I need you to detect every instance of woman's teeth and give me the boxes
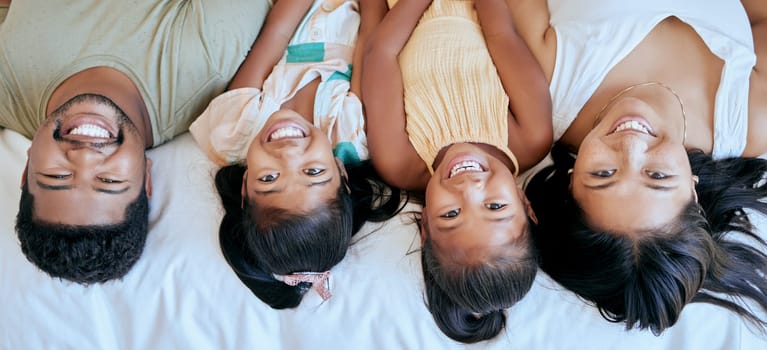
[449,161,483,178]
[268,127,305,141]
[68,124,111,138]
[612,120,651,135]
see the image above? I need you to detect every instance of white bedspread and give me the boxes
[1,128,766,349]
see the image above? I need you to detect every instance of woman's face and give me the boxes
[423,143,530,264]
[572,95,696,235]
[242,109,343,213]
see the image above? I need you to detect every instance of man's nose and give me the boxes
[66,146,104,165]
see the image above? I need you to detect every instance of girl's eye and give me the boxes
[304,168,325,176]
[592,169,616,178]
[485,203,507,210]
[440,209,460,219]
[98,177,122,184]
[259,173,279,182]
[646,171,670,180]
[45,174,71,179]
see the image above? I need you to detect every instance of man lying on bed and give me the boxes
[0,0,270,284]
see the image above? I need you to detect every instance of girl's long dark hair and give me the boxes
[420,218,538,343]
[526,143,767,334]
[216,161,405,309]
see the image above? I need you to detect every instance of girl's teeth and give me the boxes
[68,124,111,138]
[449,161,483,178]
[269,127,304,141]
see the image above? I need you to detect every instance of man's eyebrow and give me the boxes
[35,180,130,195]
[36,181,72,191]
[254,178,333,196]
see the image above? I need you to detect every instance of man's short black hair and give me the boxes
[15,182,150,284]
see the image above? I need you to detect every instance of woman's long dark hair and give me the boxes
[420,217,538,343]
[216,161,405,309]
[526,143,767,334]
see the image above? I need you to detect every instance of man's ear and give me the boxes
[145,158,153,198]
[20,159,29,189]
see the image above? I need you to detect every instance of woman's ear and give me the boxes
[692,175,699,203]
[518,188,538,225]
[241,169,248,208]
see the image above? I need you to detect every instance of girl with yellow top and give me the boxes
[363,0,552,343]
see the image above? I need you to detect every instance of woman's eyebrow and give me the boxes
[643,183,677,191]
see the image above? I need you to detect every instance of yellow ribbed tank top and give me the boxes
[389,0,518,175]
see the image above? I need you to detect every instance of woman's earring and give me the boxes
[567,168,574,175]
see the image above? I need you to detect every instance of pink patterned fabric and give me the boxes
[277,271,332,300]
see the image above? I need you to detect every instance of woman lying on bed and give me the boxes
[513,0,767,334]
[363,0,551,343]
[189,0,404,309]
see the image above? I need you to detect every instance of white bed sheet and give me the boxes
[1,128,766,350]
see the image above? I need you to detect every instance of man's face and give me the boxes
[23,94,151,225]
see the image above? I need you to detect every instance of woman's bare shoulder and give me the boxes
[746,71,767,157]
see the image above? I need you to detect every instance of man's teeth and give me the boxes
[449,161,483,178]
[269,127,304,141]
[68,124,111,138]
[613,120,651,135]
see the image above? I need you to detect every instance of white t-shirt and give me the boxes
[548,0,755,159]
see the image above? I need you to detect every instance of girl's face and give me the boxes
[242,109,344,213]
[572,94,696,235]
[423,143,531,264]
